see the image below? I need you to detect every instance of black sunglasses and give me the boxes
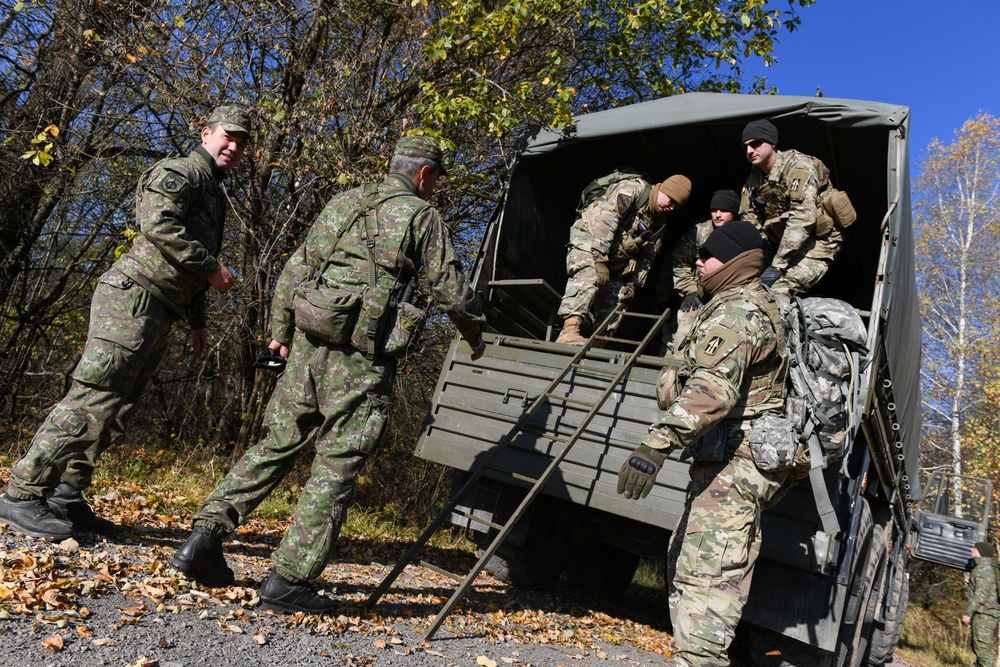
[744,139,766,149]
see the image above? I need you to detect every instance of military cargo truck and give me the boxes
[415,94,920,666]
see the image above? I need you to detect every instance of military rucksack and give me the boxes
[781,296,868,539]
[576,168,649,214]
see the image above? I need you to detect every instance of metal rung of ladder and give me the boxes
[365,304,671,639]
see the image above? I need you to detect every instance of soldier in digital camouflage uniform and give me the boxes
[0,105,251,541]
[171,134,487,614]
[617,220,790,667]
[555,173,691,345]
[660,189,740,355]
[739,119,842,298]
[963,542,1000,667]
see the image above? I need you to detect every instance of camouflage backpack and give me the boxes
[576,168,649,214]
[783,296,869,465]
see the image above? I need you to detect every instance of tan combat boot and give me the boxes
[555,316,588,345]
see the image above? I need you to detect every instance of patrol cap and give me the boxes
[394,135,447,174]
[207,105,252,135]
[655,174,692,208]
[742,119,778,146]
[975,541,996,557]
[701,219,762,263]
[710,189,740,213]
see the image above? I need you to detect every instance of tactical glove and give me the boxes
[679,292,701,312]
[594,262,610,287]
[760,267,783,288]
[254,348,287,372]
[617,444,667,500]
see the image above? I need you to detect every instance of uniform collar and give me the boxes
[386,172,418,195]
[194,145,226,181]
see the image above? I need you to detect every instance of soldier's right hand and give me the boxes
[470,339,486,361]
[617,444,667,500]
[594,262,610,287]
[679,293,701,312]
[209,265,235,292]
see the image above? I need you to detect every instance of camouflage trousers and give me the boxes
[669,442,790,667]
[558,247,636,336]
[7,269,173,499]
[771,233,842,299]
[972,612,1000,667]
[194,334,393,583]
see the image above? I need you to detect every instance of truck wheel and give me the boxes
[566,541,640,596]
[867,564,909,666]
[835,500,888,667]
[479,497,573,590]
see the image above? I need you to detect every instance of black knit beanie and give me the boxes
[742,119,779,146]
[701,219,762,263]
[710,189,740,214]
[976,541,996,558]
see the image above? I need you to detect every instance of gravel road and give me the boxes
[1,520,677,667]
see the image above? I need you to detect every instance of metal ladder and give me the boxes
[365,305,671,639]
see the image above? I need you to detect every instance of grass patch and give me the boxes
[900,602,975,666]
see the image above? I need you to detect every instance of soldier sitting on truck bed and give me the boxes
[555,172,691,345]
[659,188,740,355]
[739,119,842,298]
[617,219,792,667]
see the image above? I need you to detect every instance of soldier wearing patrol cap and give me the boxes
[0,104,252,540]
[617,219,791,667]
[555,172,691,345]
[171,132,486,614]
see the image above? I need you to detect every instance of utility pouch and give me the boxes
[816,208,836,238]
[822,189,857,229]
[748,412,799,472]
[292,280,362,345]
[681,423,727,463]
[380,301,427,358]
[655,364,689,410]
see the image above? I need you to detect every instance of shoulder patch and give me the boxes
[787,167,812,201]
[693,325,740,366]
[616,187,636,216]
[162,176,183,193]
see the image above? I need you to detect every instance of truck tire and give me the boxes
[835,500,888,667]
[867,564,909,666]
[478,496,573,590]
[566,541,640,596]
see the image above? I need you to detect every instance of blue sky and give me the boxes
[743,0,1000,165]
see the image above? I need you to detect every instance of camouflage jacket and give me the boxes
[671,219,714,299]
[271,173,485,349]
[114,146,226,328]
[567,177,664,287]
[739,149,831,271]
[644,278,788,450]
[966,556,1000,617]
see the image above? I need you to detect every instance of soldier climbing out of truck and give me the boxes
[739,119,855,299]
[617,219,793,667]
[555,171,691,345]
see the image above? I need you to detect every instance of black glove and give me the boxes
[617,444,667,500]
[679,293,701,312]
[254,348,287,372]
[594,262,610,287]
[760,267,783,287]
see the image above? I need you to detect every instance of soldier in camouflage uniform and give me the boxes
[661,189,740,355]
[555,173,691,344]
[171,135,486,614]
[0,106,251,541]
[739,119,842,298]
[617,220,790,667]
[963,542,1000,667]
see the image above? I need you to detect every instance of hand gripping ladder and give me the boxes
[366,305,672,639]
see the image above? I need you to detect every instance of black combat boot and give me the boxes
[0,492,73,540]
[171,526,235,587]
[259,570,338,615]
[48,483,117,535]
